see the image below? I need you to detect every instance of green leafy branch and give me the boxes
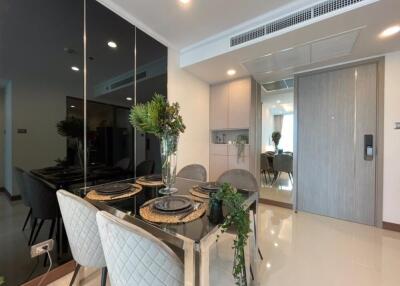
[211,183,251,286]
[129,93,185,138]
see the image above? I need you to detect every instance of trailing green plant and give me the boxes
[272,131,281,149]
[129,93,185,139]
[210,183,251,286]
[0,276,5,285]
[235,134,248,162]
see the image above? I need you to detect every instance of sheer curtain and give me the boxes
[280,114,293,152]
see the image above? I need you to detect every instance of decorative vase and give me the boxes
[208,199,224,224]
[159,134,179,195]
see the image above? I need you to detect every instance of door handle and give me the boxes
[364,134,373,161]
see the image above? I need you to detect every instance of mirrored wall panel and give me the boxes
[0,0,167,283]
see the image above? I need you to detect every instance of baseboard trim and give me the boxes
[382,221,400,232]
[260,198,293,209]
[21,260,75,286]
[0,187,21,201]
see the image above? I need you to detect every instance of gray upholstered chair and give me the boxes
[177,164,207,182]
[273,154,293,184]
[56,190,107,286]
[96,211,184,286]
[217,169,258,192]
[260,154,274,186]
[14,167,33,232]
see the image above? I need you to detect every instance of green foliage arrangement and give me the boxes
[210,183,251,286]
[272,131,281,148]
[56,117,84,139]
[0,276,5,285]
[129,93,185,138]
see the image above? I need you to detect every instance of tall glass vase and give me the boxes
[159,134,179,195]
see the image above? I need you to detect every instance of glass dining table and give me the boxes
[80,177,260,286]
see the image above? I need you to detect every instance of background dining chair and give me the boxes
[114,157,131,171]
[96,211,184,286]
[23,173,60,247]
[260,154,273,186]
[177,164,207,182]
[273,154,293,184]
[14,167,33,233]
[135,159,155,177]
[57,190,107,286]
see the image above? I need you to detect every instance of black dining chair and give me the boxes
[23,172,61,251]
[177,164,207,182]
[273,153,293,184]
[136,160,155,177]
[14,167,33,231]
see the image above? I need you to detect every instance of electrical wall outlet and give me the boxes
[30,239,54,258]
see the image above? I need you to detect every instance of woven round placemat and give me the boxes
[85,183,142,201]
[189,187,210,199]
[139,196,207,224]
[136,177,164,187]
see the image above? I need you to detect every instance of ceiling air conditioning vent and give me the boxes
[263,79,294,92]
[230,0,367,47]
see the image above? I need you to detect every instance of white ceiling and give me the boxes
[183,0,400,84]
[97,0,315,49]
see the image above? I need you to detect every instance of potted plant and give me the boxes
[272,131,281,153]
[129,93,185,195]
[57,117,84,168]
[209,183,251,286]
[0,276,5,285]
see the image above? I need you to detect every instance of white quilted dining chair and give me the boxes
[96,211,184,286]
[56,190,107,286]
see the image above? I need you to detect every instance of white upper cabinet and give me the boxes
[210,83,229,130]
[228,78,250,129]
[210,78,251,130]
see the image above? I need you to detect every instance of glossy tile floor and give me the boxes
[51,204,400,286]
[260,173,293,205]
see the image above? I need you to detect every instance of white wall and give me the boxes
[168,49,210,176]
[383,51,400,224]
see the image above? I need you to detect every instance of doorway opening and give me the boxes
[259,79,294,207]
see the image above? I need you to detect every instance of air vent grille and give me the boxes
[263,79,294,92]
[230,0,366,47]
[314,0,364,17]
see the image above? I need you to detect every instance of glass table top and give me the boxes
[80,177,258,243]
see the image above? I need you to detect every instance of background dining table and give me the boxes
[85,177,260,286]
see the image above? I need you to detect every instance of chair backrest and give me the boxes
[260,154,271,171]
[273,154,293,173]
[217,169,259,192]
[56,190,106,268]
[14,167,31,207]
[23,172,59,220]
[115,157,130,171]
[177,164,207,182]
[96,211,183,286]
[136,160,155,177]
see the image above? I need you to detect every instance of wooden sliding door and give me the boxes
[296,63,377,225]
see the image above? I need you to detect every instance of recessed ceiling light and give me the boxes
[379,25,400,38]
[126,97,133,101]
[107,41,118,48]
[70,105,76,108]
[266,262,272,269]
[274,242,279,247]
[179,0,190,4]
[71,66,80,72]
[227,69,236,76]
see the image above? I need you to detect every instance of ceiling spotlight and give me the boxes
[71,66,80,72]
[107,41,118,48]
[379,25,400,38]
[179,0,191,4]
[227,69,236,76]
[126,97,133,101]
[70,105,76,108]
